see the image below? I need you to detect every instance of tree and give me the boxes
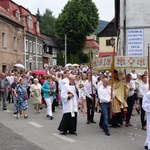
[55,0,99,61]
[36,9,56,36]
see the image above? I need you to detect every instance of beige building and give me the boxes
[0,6,24,72]
[97,19,117,57]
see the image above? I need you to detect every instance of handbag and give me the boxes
[23,93,28,100]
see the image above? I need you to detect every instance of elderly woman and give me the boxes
[30,78,42,114]
[42,75,56,120]
[14,78,28,119]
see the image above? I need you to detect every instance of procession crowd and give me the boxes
[0,65,150,149]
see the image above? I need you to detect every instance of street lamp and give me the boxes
[110,37,115,47]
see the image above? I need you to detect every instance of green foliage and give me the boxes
[57,51,65,66]
[36,9,56,36]
[55,0,99,59]
[95,20,109,34]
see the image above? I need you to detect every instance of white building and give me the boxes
[115,0,150,56]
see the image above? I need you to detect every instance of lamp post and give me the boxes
[148,44,150,88]
[64,30,72,66]
[65,34,67,66]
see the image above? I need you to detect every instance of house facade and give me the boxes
[42,33,60,67]
[0,6,24,72]
[84,36,99,60]
[0,0,43,70]
[97,19,117,57]
[115,0,150,56]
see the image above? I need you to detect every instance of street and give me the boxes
[0,101,146,150]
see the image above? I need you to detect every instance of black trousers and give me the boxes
[139,98,146,126]
[86,95,95,122]
[126,95,135,124]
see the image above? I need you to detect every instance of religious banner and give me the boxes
[93,56,148,70]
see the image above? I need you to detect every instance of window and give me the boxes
[26,40,28,52]
[53,49,57,57]
[46,47,49,53]
[36,21,40,33]
[27,15,33,29]
[106,40,111,46]
[33,42,35,53]
[2,32,6,48]
[15,10,20,21]
[37,43,39,54]
[29,41,32,53]
[39,44,42,54]
[13,36,17,50]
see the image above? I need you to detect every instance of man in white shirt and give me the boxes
[125,74,135,127]
[84,73,96,124]
[98,78,113,136]
[139,74,149,130]
[130,69,137,80]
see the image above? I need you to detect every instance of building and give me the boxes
[0,0,43,70]
[0,6,24,72]
[115,0,150,56]
[41,33,60,67]
[97,19,117,57]
[84,36,99,59]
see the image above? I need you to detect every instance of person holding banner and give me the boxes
[110,70,128,127]
[84,73,96,124]
[98,78,114,136]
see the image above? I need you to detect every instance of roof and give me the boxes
[0,6,23,27]
[41,34,60,48]
[0,0,41,36]
[85,36,99,48]
[97,18,117,37]
[99,51,117,58]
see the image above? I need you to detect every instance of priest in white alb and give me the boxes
[58,74,79,135]
[142,90,150,149]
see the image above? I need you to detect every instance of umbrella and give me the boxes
[65,63,72,67]
[32,70,46,75]
[72,64,79,67]
[14,63,25,68]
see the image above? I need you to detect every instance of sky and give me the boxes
[13,0,114,22]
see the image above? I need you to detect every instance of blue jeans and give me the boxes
[100,103,110,132]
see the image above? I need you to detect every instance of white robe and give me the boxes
[61,84,78,116]
[142,91,150,148]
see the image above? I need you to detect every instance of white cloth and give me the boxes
[125,80,135,97]
[61,84,78,116]
[142,91,150,149]
[84,80,96,99]
[98,85,113,103]
[138,82,149,98]
[130,72,137,80]
[45,96,54,117]
[95,80,103,90]
[60,77,69,91]
[6,76,14,85]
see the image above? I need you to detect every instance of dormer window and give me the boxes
[36,21,40,33]
[27,15,33,29]
[15,10,20,21]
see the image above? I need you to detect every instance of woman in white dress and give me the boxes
[30,78,42,114]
